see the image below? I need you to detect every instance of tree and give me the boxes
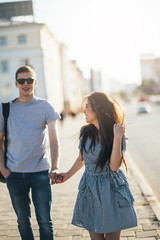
[137,79,160,95]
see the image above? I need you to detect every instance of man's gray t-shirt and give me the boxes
[0,97,60,172]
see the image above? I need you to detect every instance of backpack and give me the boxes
[0,103,10,183]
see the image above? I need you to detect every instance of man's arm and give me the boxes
[48,120,60,172]
[0,131,10,178]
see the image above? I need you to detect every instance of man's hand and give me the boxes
[48,170,63,185]
[54,173,69,183]
[1,168,11,178]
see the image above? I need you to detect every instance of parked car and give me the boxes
[137,104,152,114]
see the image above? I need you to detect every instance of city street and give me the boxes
[1,1,160,239]
[0,115,160,239]
[125,101,160,201]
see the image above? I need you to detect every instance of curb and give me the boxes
[127,151,160,221]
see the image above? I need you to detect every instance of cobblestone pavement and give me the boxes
[0,116,160,240]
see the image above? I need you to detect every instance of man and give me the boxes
[0,66,60,240]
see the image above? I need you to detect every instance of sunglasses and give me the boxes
[16,78,35,85]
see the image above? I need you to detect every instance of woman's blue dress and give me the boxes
[72,137,137,233]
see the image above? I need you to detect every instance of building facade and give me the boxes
[68,60,89,111]
[90,69,102,92]
[59,46,88,112]
[0,20,88,112]
[140,55,160,84]
[0,21,63,111]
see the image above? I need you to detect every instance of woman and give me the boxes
[50,92,137,240]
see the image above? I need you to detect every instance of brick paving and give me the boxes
[0,116,160,239]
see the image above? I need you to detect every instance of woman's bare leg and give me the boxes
[105,231,121,240]
[89,231,105,240]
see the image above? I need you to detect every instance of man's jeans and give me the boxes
[6,170,54,240]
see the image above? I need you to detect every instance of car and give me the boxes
[137,104,152,114]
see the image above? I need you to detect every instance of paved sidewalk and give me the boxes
[0,116,160,240]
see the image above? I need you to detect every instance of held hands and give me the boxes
[113,123,125,138]
[48,171,69,185]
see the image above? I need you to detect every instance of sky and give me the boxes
[1,0,160,85]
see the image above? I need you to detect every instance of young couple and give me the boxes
[0,66,137,240]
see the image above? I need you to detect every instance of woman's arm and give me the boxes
[64,151,84,180]
[109,123,125,171]
[49,150,84,184]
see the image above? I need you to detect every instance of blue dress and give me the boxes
[72,137,137,233]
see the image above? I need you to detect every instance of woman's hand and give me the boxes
[55,173,69,184]
[48,171,69,184]
[113,123,125,138]
[49,151,84,185]
[48,171,61,185]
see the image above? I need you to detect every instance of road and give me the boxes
[125,100,160,201]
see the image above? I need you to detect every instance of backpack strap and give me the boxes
[2,102,10,164]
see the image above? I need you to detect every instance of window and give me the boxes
[18,34,27,44]
[0,36,7,46]
[1,61,9,73]
[19,58,30,66]
[2,83,12,97]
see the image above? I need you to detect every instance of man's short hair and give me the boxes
[15,66,36,80]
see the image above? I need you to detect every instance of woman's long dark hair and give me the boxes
[80,92,127,171]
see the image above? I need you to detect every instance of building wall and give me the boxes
[69,61,88,111]
[59,44,71,109]
[90,69,102,92]
[0,22,63,110]
[141,59,154,80]
[39,25,64,111]
[141,56,160,83]
[0,21,88,112]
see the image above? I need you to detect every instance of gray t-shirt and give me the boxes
[0,97,60,172]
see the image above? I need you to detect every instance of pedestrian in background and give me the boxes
[0,66,60,240]
[50,92,137,240]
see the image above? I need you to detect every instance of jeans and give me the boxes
[6,170,54,240]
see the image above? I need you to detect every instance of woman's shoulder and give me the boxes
[80,125,90,135]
